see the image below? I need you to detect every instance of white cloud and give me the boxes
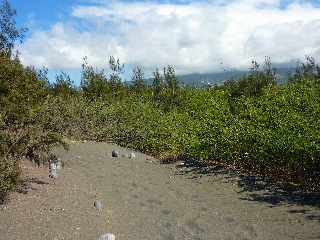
[19,0,320,74]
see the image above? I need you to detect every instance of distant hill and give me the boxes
[176,70,247,87]
[142,67,296,87]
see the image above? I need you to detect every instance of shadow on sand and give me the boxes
[16,177,49,194]
[170,157,320,222]
[0,177,49,205]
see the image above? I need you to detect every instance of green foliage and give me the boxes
[163,65,180,109]
[108,56,126,99]
[81,56,110,100]
[225,57,276,99]
[152,68,164,103]
[37,57,319,189]
[0,156,20,201]
[109,56,124,85]
[52,72,76,97]
[0,54,49,124]
[289,56,320,84]
[151,66,181,110]
[131,66,145,92]
[0,0,26,56]
[0,55,66,196]
[81,56,127,101]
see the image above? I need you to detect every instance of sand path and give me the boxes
[0,142,319,240]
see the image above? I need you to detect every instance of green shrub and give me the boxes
[0,55,67,195]
[49,76,318,188]
[0,156,20,201]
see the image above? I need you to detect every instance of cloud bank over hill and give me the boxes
[19,0,320,74]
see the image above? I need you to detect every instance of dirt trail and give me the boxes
[0,142,319,240]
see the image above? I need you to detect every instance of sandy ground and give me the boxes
[0,142,319,240]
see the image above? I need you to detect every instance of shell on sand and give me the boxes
[98,233,115,240]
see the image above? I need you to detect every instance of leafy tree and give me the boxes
[109,56,124,85]
[0,0,69,200]
[0,0,26,56]
[163,65,179,107]
[152,68,163,103]
[131,66,145,92]
[52,72,75,97]
[80,56,109,100]
[0,56,49,123]
[108,56,126,98]
[225,57,277,99]
[290,56,320,84]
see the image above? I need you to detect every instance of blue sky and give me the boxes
[8,0,320,83]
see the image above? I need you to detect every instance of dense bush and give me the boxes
[48,71,319,189]
[0,0,71,199]
[2,59,319,194]
[0,55,68,198]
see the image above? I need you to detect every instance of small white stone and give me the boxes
[98,233,115,240]
[129,152,136,159]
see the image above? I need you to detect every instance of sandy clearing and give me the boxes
[0,142,319,240]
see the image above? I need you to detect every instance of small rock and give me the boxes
[94,200,103,210]
[112,150,119,158]
[98,233,115,240]
[129,152,136,159]
[0,206,7,211]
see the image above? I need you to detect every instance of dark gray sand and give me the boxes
[0,142,319,240]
